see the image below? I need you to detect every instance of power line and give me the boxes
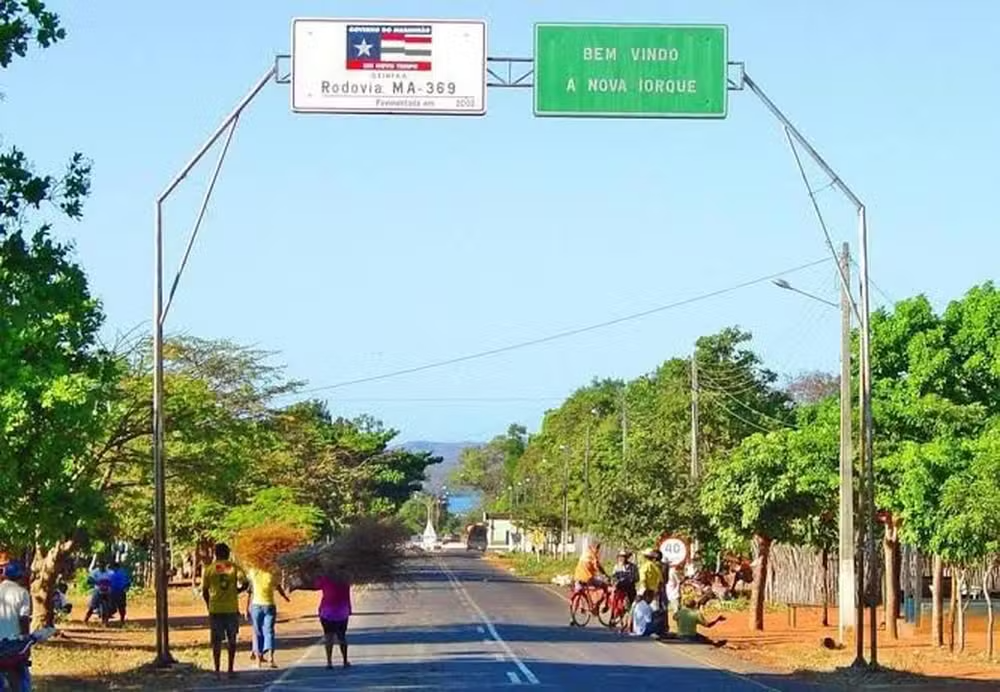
[850,259,895,306]
[700,374,797,430]
[297,257,831,395]
[712,400,775,435]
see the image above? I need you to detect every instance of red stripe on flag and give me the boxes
[381,33,432,43]
[346,60,432,71]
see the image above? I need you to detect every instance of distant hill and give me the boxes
[396,440,481,490]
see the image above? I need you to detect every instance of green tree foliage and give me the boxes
[103,339,440,550]
[504,328,789,548]
[221,487,324,538]
[700,402,837,630]
[0,0,123,625]
[450,424,527,507]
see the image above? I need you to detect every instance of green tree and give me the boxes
[869,288,1000,642]
[700,408,837,631]
[0,1,122,626]
[450,424,527,508]
[221,487,324,538]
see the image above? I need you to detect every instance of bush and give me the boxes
[71,567,92,595]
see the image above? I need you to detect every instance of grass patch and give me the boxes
[487,552,579,582]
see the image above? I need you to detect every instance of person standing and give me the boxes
[246,566,290,669]
[201,543,248,680]
[0,557,32,692]
[637,549,663,607]
[313,573,352,670]
[108,562,131,624]
[665,560,683,613]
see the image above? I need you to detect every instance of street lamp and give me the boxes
[773,245,859,649]
[772,278,839,308]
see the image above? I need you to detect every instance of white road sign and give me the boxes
[291,18,487,115]
[659,537,688,566]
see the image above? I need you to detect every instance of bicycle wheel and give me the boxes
[596,590,615,628]
[606,590,625,628]
[569,592,591,627]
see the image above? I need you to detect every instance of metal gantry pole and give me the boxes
[858,205,878,667]
[742,71,875,666]
[151,201,170,666]
[151,64,276,666]
[838,243,856,645]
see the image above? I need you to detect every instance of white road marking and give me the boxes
[477,625,486,634]
[507,670,522,684]
[262,636,325,691]
[494,652,505,661]
[438,558,540,685]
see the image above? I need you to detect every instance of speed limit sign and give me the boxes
[658,536,688,566]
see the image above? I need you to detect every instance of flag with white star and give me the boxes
[346,24,433,71]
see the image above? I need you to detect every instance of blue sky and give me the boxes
[5,1,998,442]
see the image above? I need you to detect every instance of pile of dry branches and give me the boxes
[233,524,309,571]
[278,518,411,589]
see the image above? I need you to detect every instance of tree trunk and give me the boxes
[821,547,830,627]
[29,539,74,630]
[749,534,772,631]
[883,520,899,640]
[891,539,902,622]
[931,554,944,647]
[957,568,967,653]
[984,562,995,661]
[948,569,957,652]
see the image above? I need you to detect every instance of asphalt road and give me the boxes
[255,552,826,691]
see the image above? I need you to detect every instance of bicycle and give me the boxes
[0,627,56,691]
[569,580,624,628]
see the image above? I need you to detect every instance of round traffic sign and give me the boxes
[659,536,688,566]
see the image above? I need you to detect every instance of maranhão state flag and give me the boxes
[345,24,433,71]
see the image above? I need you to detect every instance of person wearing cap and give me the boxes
[0,556,33,691]
[611,550,638,609]
[0,558,30,641]
[637,549,663,608]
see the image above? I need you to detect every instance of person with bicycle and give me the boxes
[611,550,638,609]
[83,561,113,625]
[573,541,608,589]
[0,557,32,691]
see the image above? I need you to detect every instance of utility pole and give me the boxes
[561,445,570,560]
[584,415,593,532]
[691,351,700,479]
[838,243,856,644]
[620,388,628,466]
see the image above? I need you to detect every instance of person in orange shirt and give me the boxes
[573,541,608,588]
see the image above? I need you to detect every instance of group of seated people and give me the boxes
[575,542,726,643]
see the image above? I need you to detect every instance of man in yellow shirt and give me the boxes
[573,541,608,587]
[638,549,663,606]
[247,566,290,668]
[202,543,248,679]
